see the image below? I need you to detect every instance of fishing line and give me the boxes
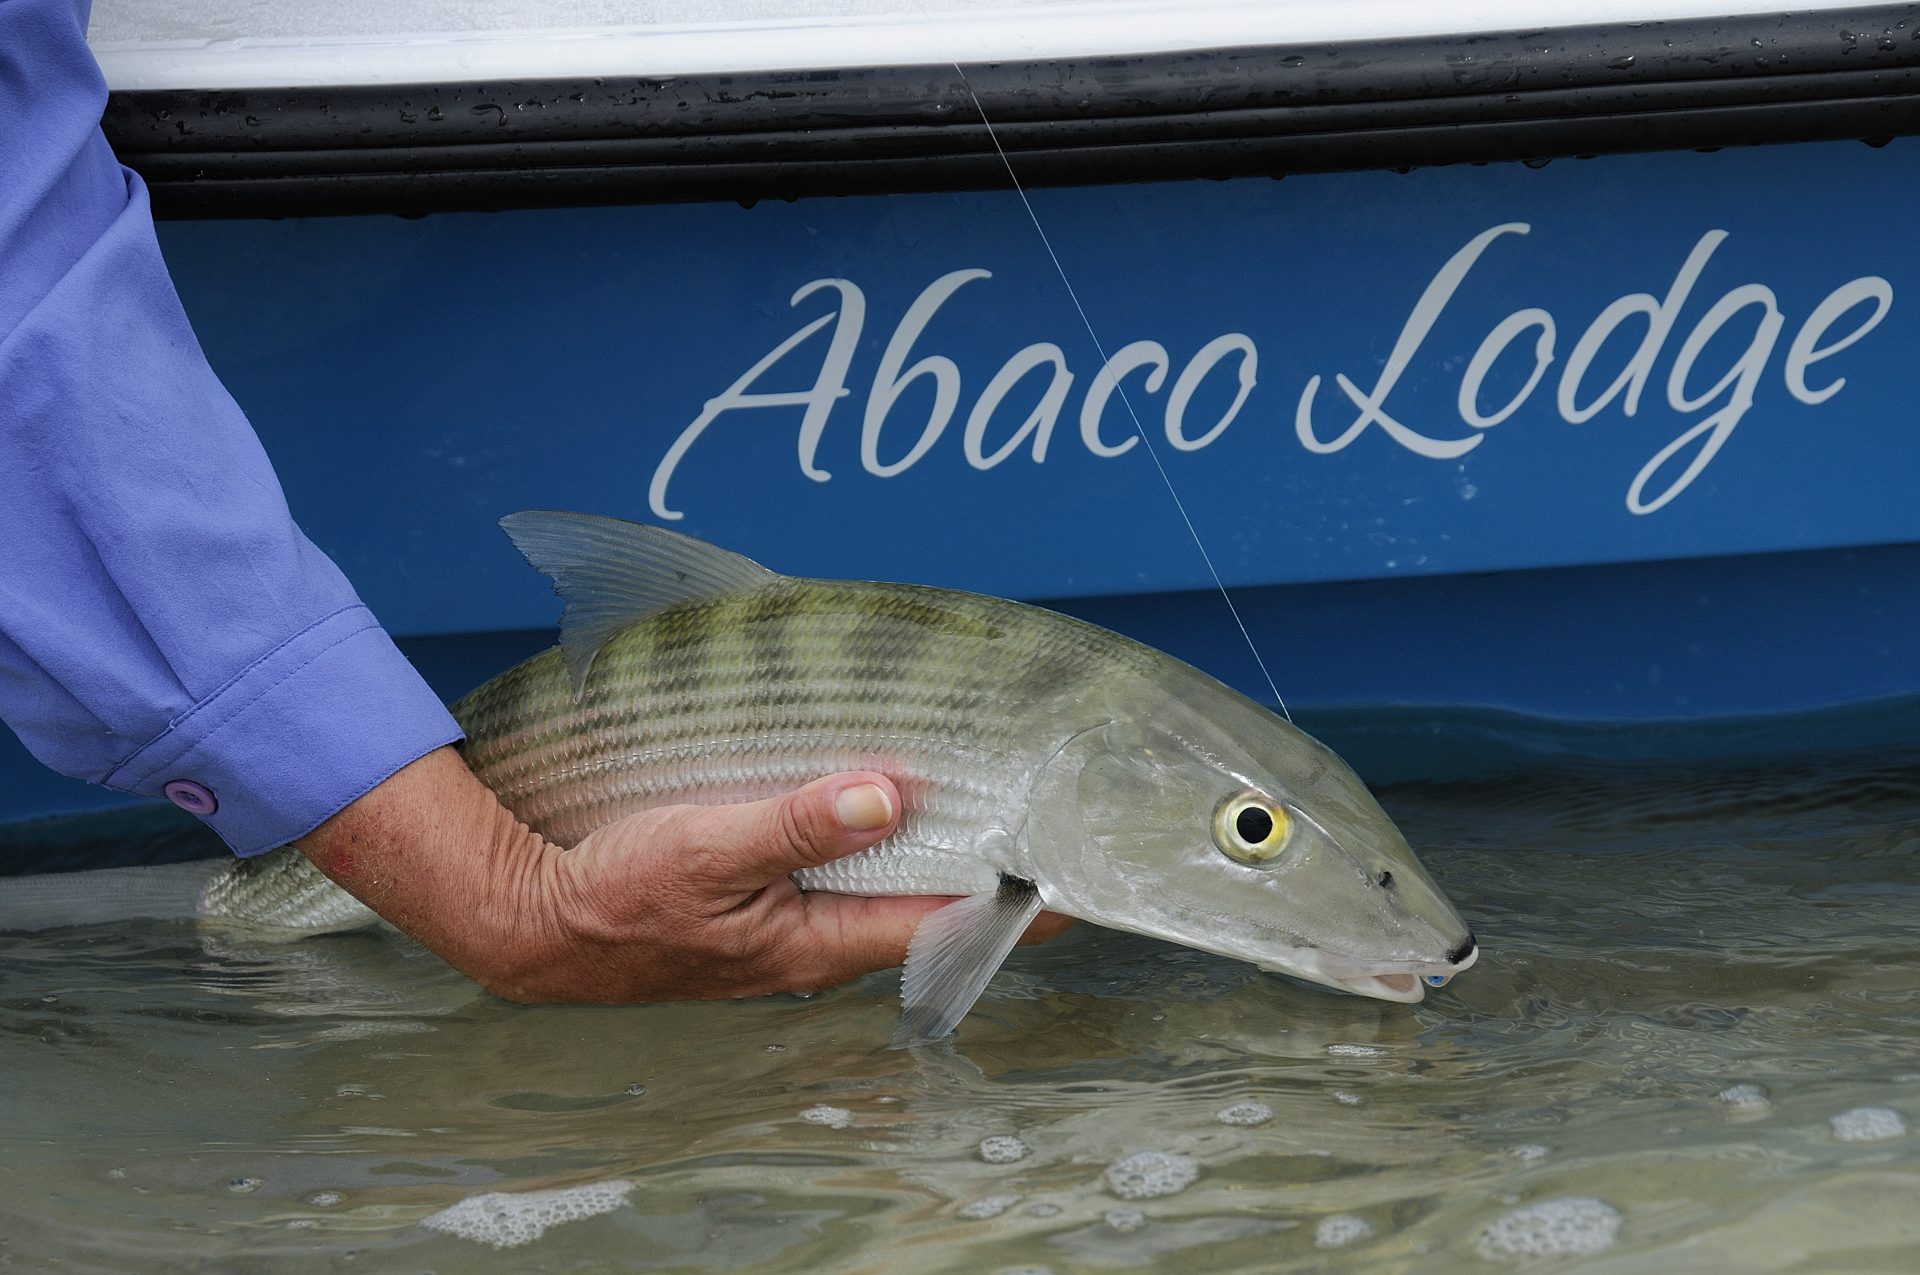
[952,63,1293,721]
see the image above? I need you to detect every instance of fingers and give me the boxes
[789,896,1077,992]
[792,892,954,988]
[696,772,901,890]
[1018,911,1076,947]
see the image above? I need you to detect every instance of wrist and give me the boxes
[294,745,566,993]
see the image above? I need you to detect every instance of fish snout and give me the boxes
[1312,928,1480,1001]
[1421,933,1480,989]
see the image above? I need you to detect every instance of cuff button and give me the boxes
[163,780,219,817]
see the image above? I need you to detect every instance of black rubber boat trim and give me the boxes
[102,3,1920,217]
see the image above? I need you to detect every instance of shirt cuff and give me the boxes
[101,605,463,856]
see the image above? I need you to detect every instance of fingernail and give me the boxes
[834,783,893,832]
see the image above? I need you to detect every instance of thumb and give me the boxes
[703,772,901,888]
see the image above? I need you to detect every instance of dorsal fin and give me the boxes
[500,511,781,690]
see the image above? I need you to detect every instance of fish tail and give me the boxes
[0,860,225,931]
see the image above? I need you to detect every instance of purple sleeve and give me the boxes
[0,0,463,856]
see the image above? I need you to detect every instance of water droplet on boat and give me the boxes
[1608,55,1636,69]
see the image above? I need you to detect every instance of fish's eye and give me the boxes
[1425,974,1450,988]
[1212,792,1292,865]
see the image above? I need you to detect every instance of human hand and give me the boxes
[296,747,1069,1002]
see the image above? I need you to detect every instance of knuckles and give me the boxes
[453,784,902,1005]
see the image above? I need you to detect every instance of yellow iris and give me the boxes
[1213,793,1291,864]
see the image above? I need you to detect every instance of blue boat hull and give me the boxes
[8,131,1920,826]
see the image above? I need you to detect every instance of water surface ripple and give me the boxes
[3,751,1918,1271]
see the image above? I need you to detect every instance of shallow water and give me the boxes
[4,749,1919,1272]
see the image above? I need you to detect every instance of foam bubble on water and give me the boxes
[1104,1207,1147,1233]
[306,1191,343,1207]
[419,1180,633,1249]
[1508,1144,1550,1162]
[1315,1213,1374,1248]
[227,1177,263,1194]
[1328,1044,1382,1058]
[978,1135,1030,1163]
[1474,1197,1622,1261]
[1215,1102,1273,1126]
[799,1105,853,1129]
[1025,1201,1063,1218]
[1830,1106,1907,1142]
[957,1193,1022,1219]
[1333,1090,1362,1106]
[1716,1083,1771,1111]
[1105,1151,1200,1200]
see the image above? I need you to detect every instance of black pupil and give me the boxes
[1235,806,1274,844]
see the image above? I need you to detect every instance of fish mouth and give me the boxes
[1280,938,1480,1004]
[1327,971,1427,1003]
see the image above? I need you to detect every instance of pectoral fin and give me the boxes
[893,875,1043,1048]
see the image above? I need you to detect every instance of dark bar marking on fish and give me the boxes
[1001,622,1103,713]
[838,594,959,703]
[742,586,818,722]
